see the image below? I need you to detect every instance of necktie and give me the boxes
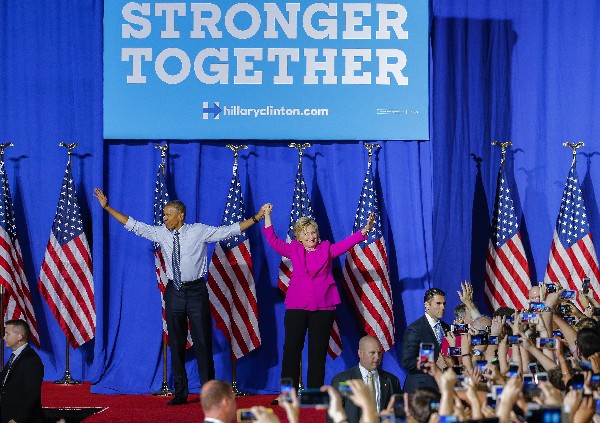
[366,371,377,409]
[2,353,15,386]
[172,231,182,291]
[434,321,444,344]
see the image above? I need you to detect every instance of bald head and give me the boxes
[529,286,540,302]
[358,335,383,371]
[200,380,236,421]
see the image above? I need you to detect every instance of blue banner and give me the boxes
[104,0,429,140]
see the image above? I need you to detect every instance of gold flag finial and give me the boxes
[0,142,14,163]
[154,144,169,174]
[563,142,584,166]
[59,142,79,164]
[364,143,380,168]
[491,141,512,165]
[226,144,248,171]
[289,143,311,171]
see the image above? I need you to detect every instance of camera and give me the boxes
[451,323,469,334]
[488,336,499,345]
[298,389,330,407]
[526,405,561,423]
[545,283,557,293]
[238,408,273,421]
[337,381,352,397]
[552,330,563,338]
[520,312,538,324]
[561,290,576,300]
[507,335,520,345]
[591,373,600,389]
[491,385,503,399]
[528,362,538,374]
[508,362,519,377]
[419,343,435,364]
[536,337,557,350]
[448,347,461,356]
[280,378,293,402]
[470,334,488,346]
[529,302,545,312]
[558,304,571,316]
[485,393,496,409]
[535,372,548,383]
[582,277,590,295]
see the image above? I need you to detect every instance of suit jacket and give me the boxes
[328,366,402,423]
[263,226,366,309]
[0,345,44,423]
[400,315,450,393]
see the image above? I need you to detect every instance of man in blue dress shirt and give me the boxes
[94,188,267,405]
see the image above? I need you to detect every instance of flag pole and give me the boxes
[225,144,249,397]
[288,143,310,392]
[54,143,81,385]
[0,143,10,372]
[152,144,174,396]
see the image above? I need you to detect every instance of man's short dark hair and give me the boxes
[577,328,600,359]
[5,319,30,340]
[165,200,186,216]
[424,288,445,303]
[493,306,515,319]
[408,388,440,423]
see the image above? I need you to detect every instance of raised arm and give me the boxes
[94,188,129,225]
[239,203,269,232]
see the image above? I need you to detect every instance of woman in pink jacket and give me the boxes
[262,203,375,390]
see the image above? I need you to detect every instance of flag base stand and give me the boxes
[152,381,173,396]
[55,340,80,384]
[54,370,81,385]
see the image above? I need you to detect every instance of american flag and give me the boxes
[0,160,39,346]
[342,160,395,351]
[153,161,192,348]
[279,168,342,358]
[207,162,261,359]
[544,163,600,302]
[485,166,531,311]
[153,162,170,343]
[38,160,95,348]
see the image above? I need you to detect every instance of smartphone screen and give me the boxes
[451,324,469,334]
[448,347,461,356]
[471,335,486,346]
[488,336,499,345]
[528,362,538,374]
[392,394,406,418]
[507,335,520,345]
[545,283,557,293]
[238,409,256,421]
[520,312,538,324]
[561,290,576,300]
[419,343,435,364]
[337,381,352,397]
[552,330,563,338]
[590,373,600,389]
[508,362,519,377]
[280,378,293,402]
[530,302,545,312]
[486,393,496,409]
[299,388,329,407]
[535,372,548,383]
[536,337,557,350]
[570,373,584,390]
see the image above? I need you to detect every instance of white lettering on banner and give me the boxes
[121,47,407,85]
[119,2,410,86]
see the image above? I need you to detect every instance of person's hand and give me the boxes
[346,379,378,419]
[420,361,442,379]
[545,288,564,309]
[94,188,108,209]
[490,316,504,336]
[458,281,475,308]
[250,406,282,423]
[446,330,456,348]
[537,381,562,406]
[439,367,457,392]
[362,213,376,235]
[563,389,582,415]
[573,395,596,423]
[589,351,600,373]
[496,375,523,415]
[519,335,535,352]
[481,404,496,419]
[482,363,504,384]
[321,385,346,422]
[279,387,299,423]
[262,203,273,216]
[461,333,472,355]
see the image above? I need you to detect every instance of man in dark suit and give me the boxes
[200,380,237,423]
[0,319,44,423]
[401,288,450,393]
[329,336,402,423]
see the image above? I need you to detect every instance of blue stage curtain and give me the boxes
[3,0,600,395]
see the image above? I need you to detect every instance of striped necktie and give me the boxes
[434,321,444,344]
[2,353,15,386]
[172,231,182,291]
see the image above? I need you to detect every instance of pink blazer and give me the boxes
[262,226,367,310]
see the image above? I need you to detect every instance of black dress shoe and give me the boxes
[167,397,187,406]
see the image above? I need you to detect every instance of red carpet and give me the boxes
[43,382,327,422]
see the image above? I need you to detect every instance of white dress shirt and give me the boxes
[358,363,380,410]
[125,218,241,281]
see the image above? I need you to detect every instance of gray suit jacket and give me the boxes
[328,366,402,423]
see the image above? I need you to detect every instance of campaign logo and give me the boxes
[202,102,222,120]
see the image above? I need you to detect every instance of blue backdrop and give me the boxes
[1,0,600,394]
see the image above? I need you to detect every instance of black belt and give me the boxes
[168,278,204,287]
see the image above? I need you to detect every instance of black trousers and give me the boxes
[164,280,214,398]
[281,309,335,389]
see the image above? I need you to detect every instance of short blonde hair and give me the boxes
[293,216,319,240]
